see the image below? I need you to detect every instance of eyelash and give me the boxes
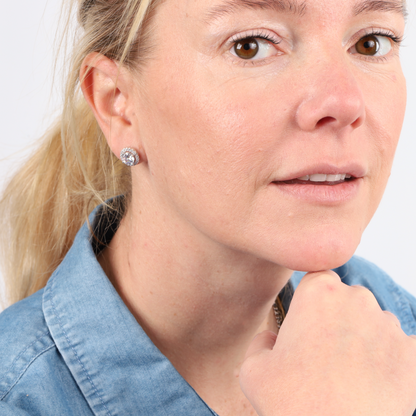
[362,28,403,45]
[227,28,403,65]
[227,30,281,66]
[351,28,403,63]
[230,30,281,46]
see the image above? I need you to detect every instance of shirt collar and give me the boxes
[42,201,216,416]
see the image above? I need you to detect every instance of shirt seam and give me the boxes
[48,272,113,416]
[0,342,55,401]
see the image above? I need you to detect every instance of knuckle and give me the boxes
[351,285,378,308]
[300,271,342,294]
[239,355,267,386]
[382,310,401,328]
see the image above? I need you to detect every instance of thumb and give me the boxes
[245,330,277,360]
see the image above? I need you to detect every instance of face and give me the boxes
[129,0,406,271]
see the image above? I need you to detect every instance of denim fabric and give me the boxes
[1,203,416,415]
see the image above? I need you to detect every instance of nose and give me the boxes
[295,57,366,132]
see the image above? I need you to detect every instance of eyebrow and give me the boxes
[204,0,308,23]
[354,0,408,17]
[204,0,407,24]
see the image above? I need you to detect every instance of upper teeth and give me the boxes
[297,174,352,182]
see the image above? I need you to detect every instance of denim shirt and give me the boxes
[1,204,416,415]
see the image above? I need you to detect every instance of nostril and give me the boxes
[316,116,337,128]
[351,114,365,129]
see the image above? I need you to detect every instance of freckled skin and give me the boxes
[128,0,406,272]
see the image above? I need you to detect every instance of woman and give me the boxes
[1,0,416,414]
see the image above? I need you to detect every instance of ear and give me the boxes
[80,53,143,161]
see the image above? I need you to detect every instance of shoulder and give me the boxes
[0,291,52,399]
[0,291,92,415]
[291,255,416,335]
[0,290,54,396]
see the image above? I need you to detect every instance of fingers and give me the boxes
[300,272,387,313]
[245,330,277,359]
[290,270,345,315]
[294,271,404,335]
[350,286,402,329]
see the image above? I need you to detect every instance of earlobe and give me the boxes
[80,53,138,158]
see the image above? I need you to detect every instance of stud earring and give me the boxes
[120,147,140,166]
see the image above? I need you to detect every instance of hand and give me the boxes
[239,271,416,416]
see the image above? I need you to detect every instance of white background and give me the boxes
[1,0,416,302]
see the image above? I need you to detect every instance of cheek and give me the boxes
[136,63,293,251]
[141,66,279,201]
[365,71,406,203]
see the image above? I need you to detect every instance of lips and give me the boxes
[270,164,365,204]
[273,163,366,185]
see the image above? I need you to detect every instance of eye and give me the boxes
[231,37,278,60]
[352,34,392,57]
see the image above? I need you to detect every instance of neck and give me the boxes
[99,193,293,389]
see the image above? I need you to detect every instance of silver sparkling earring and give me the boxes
[120,147,140,166]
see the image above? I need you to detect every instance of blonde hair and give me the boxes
[0,0,161,307]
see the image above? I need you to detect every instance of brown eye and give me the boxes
[355,35,380,56]
[234,38,259,60]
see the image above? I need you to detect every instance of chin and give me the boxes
[265,230,362,273]
[287,253,355,273]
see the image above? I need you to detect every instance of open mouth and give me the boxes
[275,173,356,186]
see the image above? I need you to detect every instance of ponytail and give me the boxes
[0,100,130,306]
[0,0,159,306]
